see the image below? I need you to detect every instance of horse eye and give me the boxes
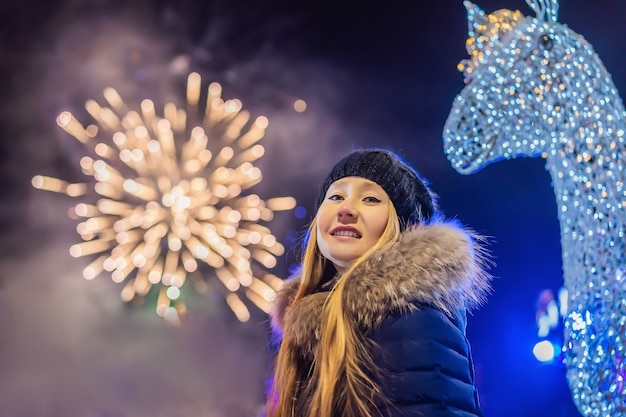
[540,34,554,50]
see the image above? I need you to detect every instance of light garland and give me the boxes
[444,1,626,414]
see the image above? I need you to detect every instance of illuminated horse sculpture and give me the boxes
[443,0,626,415]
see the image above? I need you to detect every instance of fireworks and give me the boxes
[32,72,295,323]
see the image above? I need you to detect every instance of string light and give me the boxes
[33,73,296,323]
[444,1,626,415]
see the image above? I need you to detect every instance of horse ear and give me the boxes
[525,0,559,22]
[464,1,486,38]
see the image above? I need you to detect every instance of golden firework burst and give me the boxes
[32,73,295,323]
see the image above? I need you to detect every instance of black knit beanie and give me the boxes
[315,149,436,229]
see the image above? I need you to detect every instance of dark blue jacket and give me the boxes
[371,306,482,416]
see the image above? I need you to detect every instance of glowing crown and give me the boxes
[460,0,559,81]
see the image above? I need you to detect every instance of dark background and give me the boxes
[2,0,625,416]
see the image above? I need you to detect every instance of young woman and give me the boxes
[267,149,491,417]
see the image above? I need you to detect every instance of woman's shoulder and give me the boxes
[373,305,467,347]
[371,307,477,395]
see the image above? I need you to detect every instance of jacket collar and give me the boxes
[270,220,492,355]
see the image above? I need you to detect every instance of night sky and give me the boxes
[2,0,626,416]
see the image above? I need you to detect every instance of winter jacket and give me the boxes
[271,221,491,417]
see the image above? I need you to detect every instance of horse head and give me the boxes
[443,0,619,174]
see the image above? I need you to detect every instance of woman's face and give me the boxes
[316,176,390,271]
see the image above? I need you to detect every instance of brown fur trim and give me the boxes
[270,277,300,335]
[344,221,492,332]
[270,220,492,354]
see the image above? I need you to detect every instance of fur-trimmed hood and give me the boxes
[270,220,492,356]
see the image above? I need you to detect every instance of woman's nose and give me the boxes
[337,202,357,220]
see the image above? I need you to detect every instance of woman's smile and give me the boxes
[330,226,362,239]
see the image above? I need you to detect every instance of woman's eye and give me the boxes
[364,196,381,203]
[328,194,344,201]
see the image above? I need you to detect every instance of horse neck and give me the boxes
[542,57,626,287]
[546,52,626,174]
[558,44,626,135]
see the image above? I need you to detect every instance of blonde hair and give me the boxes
[267,201,401,417]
